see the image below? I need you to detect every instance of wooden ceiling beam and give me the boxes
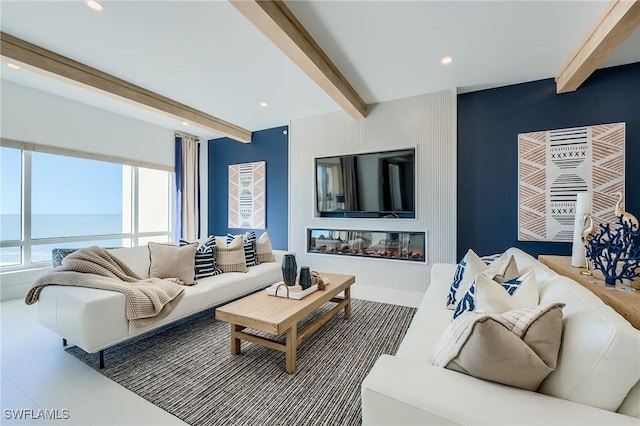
[556,0,640,94]
[230,0,367,119]
[0,32,252,143]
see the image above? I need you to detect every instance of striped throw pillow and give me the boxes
[216,235,248,273]
[52,248,79,267]
[446,249,494,309]
[179,237,223,279]
[452,280,476,320]
[227,232,260,267]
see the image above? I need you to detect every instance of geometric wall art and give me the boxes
[228,161,266,229]
[518,122,625,242]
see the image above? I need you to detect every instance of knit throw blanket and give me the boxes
[25,246,185,328]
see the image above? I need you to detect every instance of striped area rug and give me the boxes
[67,299,416,426]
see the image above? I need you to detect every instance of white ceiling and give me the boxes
[1,0,639,140]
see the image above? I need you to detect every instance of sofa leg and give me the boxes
[62,338,67,347]
[99,350,104,369]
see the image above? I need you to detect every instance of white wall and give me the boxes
[0,81,209,300]
[289,89,457,307]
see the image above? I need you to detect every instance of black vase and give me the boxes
[299,266,312,290]
[281,254,297,286]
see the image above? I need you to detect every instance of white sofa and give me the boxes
[36,245,286,367]
[361,247,640,425]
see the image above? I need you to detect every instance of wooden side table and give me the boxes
[538,255,640,330]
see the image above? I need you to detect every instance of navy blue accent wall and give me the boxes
[457,62,640,260]
[207,126,288,250]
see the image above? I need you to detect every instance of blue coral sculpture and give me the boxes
[586,215,640,286]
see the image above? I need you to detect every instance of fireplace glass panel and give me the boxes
[307,228,425,262]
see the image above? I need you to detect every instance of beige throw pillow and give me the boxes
[257,232,275,263]
[215,236,248,273]
[490,254,519,283]
[474,270,539,314]
[148,242,197,285]
[429,303,565,391]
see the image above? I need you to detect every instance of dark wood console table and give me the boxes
[538,255,640,330]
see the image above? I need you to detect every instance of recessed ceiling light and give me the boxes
[441,56,453,65]
[7,63,20,69]
[260,101,268,108]
[86,0,103,11]
[182,122,189,126]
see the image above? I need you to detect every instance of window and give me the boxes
[138,167,170,233]
[31,152,124,239]
[1,147,22,266]
[0,147,173,270]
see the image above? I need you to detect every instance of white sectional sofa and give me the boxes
[361,247,640,425]
[36,245,286,367]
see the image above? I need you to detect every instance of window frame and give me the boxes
[0,145,175,272]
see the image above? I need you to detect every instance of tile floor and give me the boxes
[1,298,187,426]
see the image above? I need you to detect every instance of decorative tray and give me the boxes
[266,277,330,300]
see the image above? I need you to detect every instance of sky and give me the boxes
[1,147,123,215]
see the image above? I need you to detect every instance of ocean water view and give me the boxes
[2,146,173,268]
[1,214,126,266]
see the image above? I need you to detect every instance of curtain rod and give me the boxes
[174,131,200,142]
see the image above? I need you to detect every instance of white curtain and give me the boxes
[176,134,200,241]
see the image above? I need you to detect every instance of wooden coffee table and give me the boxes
[215,272,355,373]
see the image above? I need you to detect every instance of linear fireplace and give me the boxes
[307,228,425,262]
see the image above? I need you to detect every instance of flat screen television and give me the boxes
[315,148,415,218]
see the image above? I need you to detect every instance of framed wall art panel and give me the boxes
[228,161,266,229]
[518,123,624,242]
